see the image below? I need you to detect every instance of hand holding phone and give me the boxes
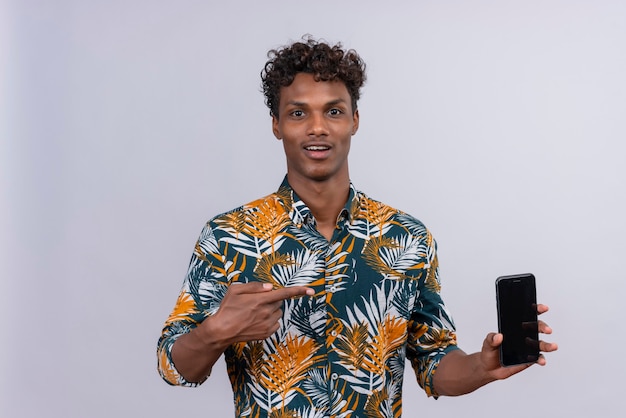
[496,273,540,366]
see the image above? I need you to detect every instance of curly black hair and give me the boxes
[261,37,366,118]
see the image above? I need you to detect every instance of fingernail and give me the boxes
[263,283,273,290]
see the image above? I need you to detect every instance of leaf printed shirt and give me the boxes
[158,177,459,417]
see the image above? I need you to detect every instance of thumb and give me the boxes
[485,332,503,350]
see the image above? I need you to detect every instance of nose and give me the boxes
[306,112,329,137]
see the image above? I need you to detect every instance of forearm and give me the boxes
[162,282,314,384]
[170,317,231,384]
[431,308,557,396]
[432,350,495,396]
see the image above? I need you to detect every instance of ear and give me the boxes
[272,115,281,140]
[351,109,360,135]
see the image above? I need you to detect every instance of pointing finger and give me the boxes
[263,286,315,303]
[229,282,274,294]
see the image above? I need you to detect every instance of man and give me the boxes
[157,37,557,417]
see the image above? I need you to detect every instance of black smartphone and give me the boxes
[496,273,540,366]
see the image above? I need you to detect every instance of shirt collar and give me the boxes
[277,176,360,228]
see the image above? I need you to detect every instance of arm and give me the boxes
[157,223,313,385]
[433,304,558,396]
[170,282,314,383]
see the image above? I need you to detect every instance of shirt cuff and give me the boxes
[157,333,206,387]
[417,344,460,398]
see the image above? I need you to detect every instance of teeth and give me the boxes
[306,146,328,151]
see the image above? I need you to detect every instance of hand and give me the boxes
[480,304,559,380]
[198,282,315,346]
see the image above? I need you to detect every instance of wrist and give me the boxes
[194,314,232,351]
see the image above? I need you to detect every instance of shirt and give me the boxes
[157,177,459,417]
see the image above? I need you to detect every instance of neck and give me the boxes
[287,173,350,228]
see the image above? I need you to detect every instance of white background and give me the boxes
[2,0,625,417]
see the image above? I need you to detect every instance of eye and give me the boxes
[290,109,304,118]
[328,108,343,116]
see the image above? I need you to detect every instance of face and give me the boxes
[272,73,359,186]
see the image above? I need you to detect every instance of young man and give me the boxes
[157,38,557,417]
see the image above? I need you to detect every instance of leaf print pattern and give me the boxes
[157,177,458,416]
[164,292,197,326]
[335,321,369,374]
[255,249,325,288]
[259,335,323,401]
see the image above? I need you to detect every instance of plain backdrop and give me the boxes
[2,0,625,417]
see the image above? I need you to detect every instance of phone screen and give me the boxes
[496,274,540,366]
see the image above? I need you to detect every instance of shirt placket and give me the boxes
[323,212,351,413]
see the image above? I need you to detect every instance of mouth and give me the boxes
[304,145,330,151]
[303,144,331,160]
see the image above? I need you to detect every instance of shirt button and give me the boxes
[331,373,338,380]
[329,286,337,293]
[330,330,337,337]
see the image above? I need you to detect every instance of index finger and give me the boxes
[536,304,550,315]
[263,286,314,303]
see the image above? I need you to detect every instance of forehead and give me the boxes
[279,73,350,105]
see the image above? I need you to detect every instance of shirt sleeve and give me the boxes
[406,235,459,397]
[156,223,227,386]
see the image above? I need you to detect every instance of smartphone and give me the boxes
[496,273,540,366]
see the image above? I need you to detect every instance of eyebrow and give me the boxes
[326,99,348,107]
[285,98,348,107]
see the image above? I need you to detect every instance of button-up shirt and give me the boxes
[157,178,458,417]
